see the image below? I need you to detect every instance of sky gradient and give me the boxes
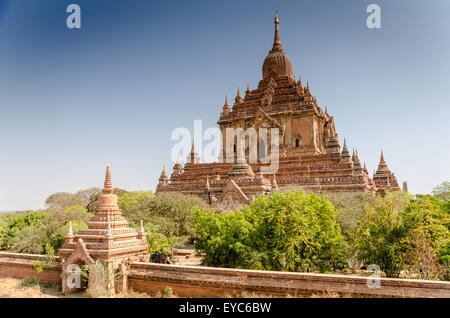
[1,0,449,211]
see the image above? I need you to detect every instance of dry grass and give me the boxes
[0,277,57,298]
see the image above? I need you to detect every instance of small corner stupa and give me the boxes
[58,164,148,294]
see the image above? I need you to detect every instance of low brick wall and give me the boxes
[0,252,62,283]
[128,262,450,298]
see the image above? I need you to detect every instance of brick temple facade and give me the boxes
[156,16,405,206]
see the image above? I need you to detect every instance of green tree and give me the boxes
[9,226,49,254]
[126,193,207,239]
[432,181,450,201]
[327,192,375,242]
[45,187,100,211]
[192,209,253,268]
[244,191,348,272]
[355,192,450,278]
[192,191,348,273]
[118,191,153,214]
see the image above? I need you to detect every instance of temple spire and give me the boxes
[67,221,73,236]
[159,164,168,186]
[103,164,113,194]
[187,141,200,164]
[234,87,243,105]
[139,220,145,234]
[341,138,351,161]
[377,149,389,172]
[380,149,385,163]
[272,12,282,50]
[222,94,230,115]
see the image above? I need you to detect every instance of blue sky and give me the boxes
[1,0,449,211]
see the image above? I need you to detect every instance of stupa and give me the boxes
[58,164,148,294]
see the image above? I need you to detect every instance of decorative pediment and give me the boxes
[250,108,283,131]
[223,179,250,204]
[64,238,95,269]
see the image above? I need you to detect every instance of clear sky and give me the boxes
[1,0,449,211]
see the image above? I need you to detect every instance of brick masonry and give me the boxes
[0,251,62,283]
[1,252,449,297]
[128,262,450,298]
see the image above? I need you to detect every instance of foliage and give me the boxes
[432,181,450,201]
[326,192,375,242]
[65,205,89,214]
[142,223,187,254]
[20,277,41,288]
[354,192,450,278]
[45,187,100,211]
[50,220,88,250]
[126,193,208,240]
[192,209,254,268]
[405,232,448,280]
[34,244,58,273]
[0,207,90,253]
[118,191,153,214]
[192,190,348,273]
[9,226,50,254]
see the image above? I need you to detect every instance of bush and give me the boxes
[193,190,348,273]
[354,192,450,278]
[20,277,41,288]
[326,192,375,242]
[118,191,153,214]
[192,209,253,268]
[9,226,49,254]
[45,188,100,211]
[126,193,208,240]
[143,223,187,254]
[432,181,450,201]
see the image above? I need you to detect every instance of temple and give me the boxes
[156,15,402,205]
[59,164,148,294]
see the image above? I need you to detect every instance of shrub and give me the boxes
[20,277,41,288]
[192,209,254,268]
[45,188,100,211]
[432,181,450,201]
[355,192,450,278]
[126,193,208,240]
[192,190,348,273]
[326,192,375,242]
[9,226,49,254]
[118,191,153,214]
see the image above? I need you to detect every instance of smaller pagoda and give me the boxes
[58,164,148,294]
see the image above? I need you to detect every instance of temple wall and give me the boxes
[0,252,62,283]
[128,262,450,298]
[2,251,448,297]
